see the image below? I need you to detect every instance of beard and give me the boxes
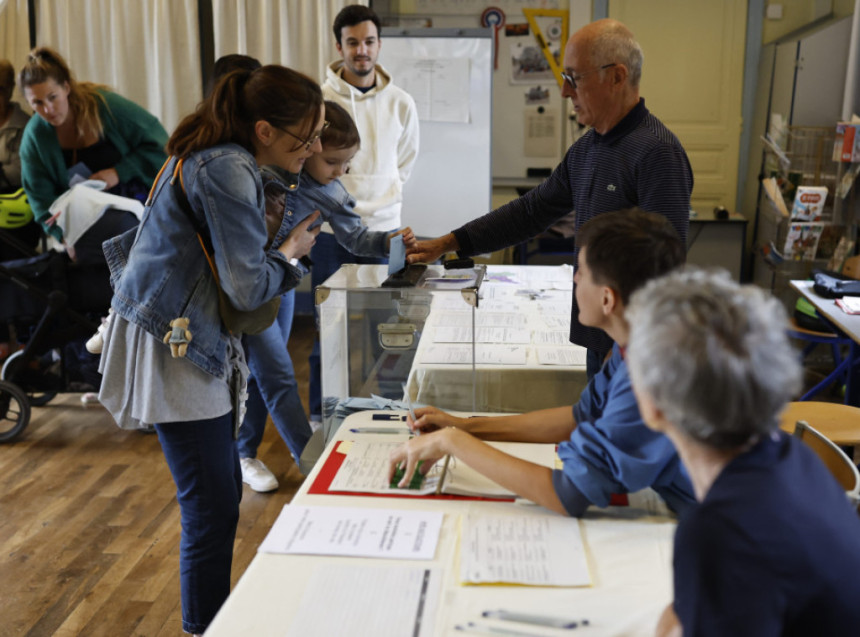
[349,57,374,76]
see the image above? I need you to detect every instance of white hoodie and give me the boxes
[322,61,419,233]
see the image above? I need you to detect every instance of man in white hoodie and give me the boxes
[309,4,420,420]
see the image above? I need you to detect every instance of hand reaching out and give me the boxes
[406,233,458,264]
[406,406,467,435]
[279,211,320,261]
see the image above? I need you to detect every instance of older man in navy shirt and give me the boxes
[409,18,693,379]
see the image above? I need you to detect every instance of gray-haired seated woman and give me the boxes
[625,267,860,637]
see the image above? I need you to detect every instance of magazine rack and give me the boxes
[756,125,846,311]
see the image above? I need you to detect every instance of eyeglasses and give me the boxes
[560,63,617,90]
[281,120,330,151]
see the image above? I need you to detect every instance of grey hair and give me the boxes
[590,23,643,88]
[626,267,802,449]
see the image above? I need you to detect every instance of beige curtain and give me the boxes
[0,0,33,107]
[212,0,366,82]
[34,0,201,133]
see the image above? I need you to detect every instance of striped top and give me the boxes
[453,99,693,351]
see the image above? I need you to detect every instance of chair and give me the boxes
[787,316,856,402]
[779,402,860,447]
[793,420,860,509]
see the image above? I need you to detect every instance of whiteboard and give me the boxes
[379,28,493,238]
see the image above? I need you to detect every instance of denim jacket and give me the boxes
[104,144,302,378]
[261,166,389,268]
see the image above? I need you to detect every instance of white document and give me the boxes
[433,326,530,344]
[484,271,523,285]
[419,344,527,365]
[536,347,587,366]
[532,330,571,345]
[479,285,520,300]
[435,312,526,328]
[460,514,591,586]
[538,301,573,315]
[286,565,442,637]
[259,504,443,561]
[397,57,470,123]
[541,314,570,330]
[430,294,475,311]
[330,440,555,499]
[524,108,559,157]
[471,299,524,312]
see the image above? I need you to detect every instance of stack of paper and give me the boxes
[836,296,860,315]
[459,513,591,586]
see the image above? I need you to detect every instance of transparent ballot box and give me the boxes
[317,263,590,426]
[316,264,485,425]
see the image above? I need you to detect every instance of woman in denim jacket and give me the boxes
[98,66,324,636]
[238,102,414,492]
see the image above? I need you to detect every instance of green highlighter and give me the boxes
[390,460,425,489]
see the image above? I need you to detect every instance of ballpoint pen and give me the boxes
[402,382,417,422]
[348,427,411,434]
[482,610,587,629]
[454,622,546,637]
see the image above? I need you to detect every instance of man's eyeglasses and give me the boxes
[281,120,330,151]
[560,63,616,90]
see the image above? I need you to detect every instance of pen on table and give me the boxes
[402,382,419,435]
[348,427,411,434]
[482,610,588,629]
[434,454,451,495]
[402,383,417,420]
[454,621,546,637]
[372,413,407,421]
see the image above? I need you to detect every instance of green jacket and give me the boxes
[19,89,168,240]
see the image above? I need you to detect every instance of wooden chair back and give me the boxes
[793,420,860,509]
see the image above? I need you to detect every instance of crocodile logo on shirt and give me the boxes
[607,184,617,192]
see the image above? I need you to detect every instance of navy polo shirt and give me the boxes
[453,99,693,350]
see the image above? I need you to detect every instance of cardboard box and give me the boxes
[834,122,860,162]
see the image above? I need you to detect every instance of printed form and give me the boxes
[286,564,442,637]
[259,504,442,561]
[460,514,591,587]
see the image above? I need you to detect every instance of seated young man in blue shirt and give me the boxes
[388,209,695,517]
[625,268,860,637]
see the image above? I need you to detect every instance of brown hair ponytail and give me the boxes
[167,65,322,159]
[19,47,108,141]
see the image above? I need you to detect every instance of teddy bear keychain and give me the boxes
[163,317,192,358]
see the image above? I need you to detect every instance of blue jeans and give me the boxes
[155,412,242,635]
[238,289,311,462]
[308,233,387,417]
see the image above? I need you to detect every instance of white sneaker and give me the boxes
[85,309,114,354]
[239,457,278,492]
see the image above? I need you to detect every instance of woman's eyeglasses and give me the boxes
[282,120,330,151]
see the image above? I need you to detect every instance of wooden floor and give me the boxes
[0,316,316,637]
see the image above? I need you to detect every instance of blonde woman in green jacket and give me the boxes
[18,47,167,255]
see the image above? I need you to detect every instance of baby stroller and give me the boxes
[0,189,138,442]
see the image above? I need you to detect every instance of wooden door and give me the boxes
[609,0,747,212]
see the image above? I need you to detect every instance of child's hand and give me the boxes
[279,211,320,261]
[388,227,416,251]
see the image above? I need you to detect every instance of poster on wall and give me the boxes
[524,107,558,157]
